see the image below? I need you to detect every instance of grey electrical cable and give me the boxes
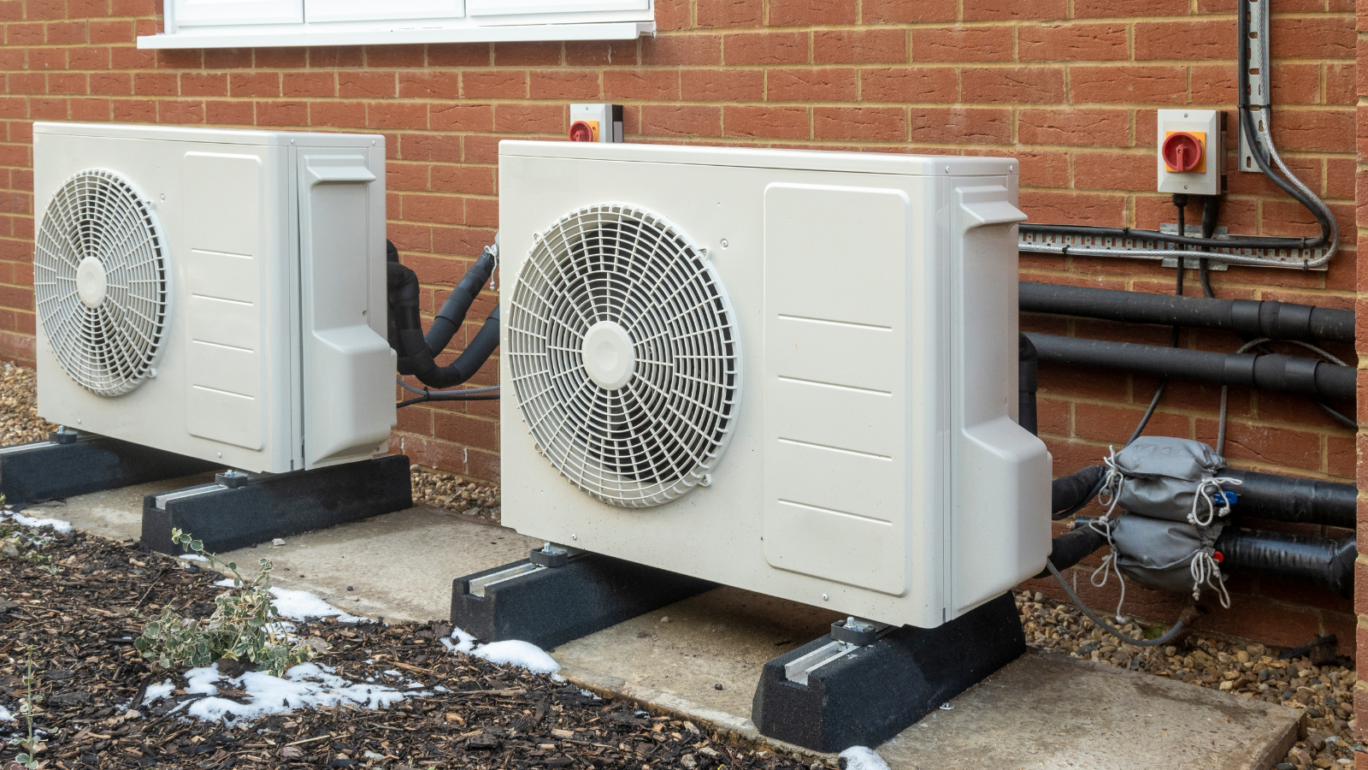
[396,377,501,398]
[1045,559,1188,648]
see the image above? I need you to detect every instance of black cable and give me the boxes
[1198,196,1218,299]
[398,387,501,409]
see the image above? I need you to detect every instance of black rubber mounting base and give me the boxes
[141,454,412,555]
[450,553,714,650]
[0,434,220,506]
[752,592,1025,753]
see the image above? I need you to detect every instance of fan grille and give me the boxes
[35,169,169,397]
[508,203,741,508]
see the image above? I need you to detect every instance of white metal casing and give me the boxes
[499,141,1052,628]
[33,123,395,474]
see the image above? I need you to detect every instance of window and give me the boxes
[139,0,653,48]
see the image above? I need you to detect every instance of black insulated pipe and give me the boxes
[1052,465,1105,515]
[1019,282,1354,344]
[1069,517,1355,598]
[1220,469,1356,530]
[1019,333,1039,436]
[1217,528,1355,598]
[417,304,502,390]
[1025,332,1355,402]
[1035,524,1110,577]
[425,247,498,356]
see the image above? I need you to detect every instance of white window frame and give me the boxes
[140,0,653,48]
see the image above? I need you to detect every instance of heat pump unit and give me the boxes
[499,142,1051,628]
[33,123,394,474]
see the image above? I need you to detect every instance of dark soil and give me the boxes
[0,527,821,769]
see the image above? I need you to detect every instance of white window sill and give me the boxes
[137,20,653,48]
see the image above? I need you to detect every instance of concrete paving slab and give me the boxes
[39,482,1302,769]
[551,588,1301,770]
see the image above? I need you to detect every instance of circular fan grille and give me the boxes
[35,169,169,397]
[508,203,741,508]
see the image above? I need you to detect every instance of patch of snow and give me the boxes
[0,705,12,721]
[268,587,367,624]
[442,627,560,676]
[213,578,236,588]
[179,662,422,723]
[839,746,891,770]
[178,554,208,563]
[3,511,72,533]
[142,680,175,705]
[383,669,402,677]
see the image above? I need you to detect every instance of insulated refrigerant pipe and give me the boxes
[1019,282,1354,344]
[1067,517,1355,598]
[1051,465,1356,528]
[1024,332,1355,402]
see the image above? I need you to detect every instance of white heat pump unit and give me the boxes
[32,123,394,474]
[500,142,1052,628]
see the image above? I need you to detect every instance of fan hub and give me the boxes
[581,321,635,391]
[75,257,107,309]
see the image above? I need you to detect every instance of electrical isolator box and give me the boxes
[569,104,624,143]
[1157,109,1223,196]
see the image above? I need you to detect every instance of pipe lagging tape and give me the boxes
[1025,332,1355,402]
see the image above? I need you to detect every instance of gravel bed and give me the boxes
[410,467,500,524]
[0,362,1355,767]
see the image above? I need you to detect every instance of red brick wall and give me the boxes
[0,0,1358,650]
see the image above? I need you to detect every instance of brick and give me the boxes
[493,41,561,67]
[1276,108,1354,153]
[697,0,762,27]
[429,43,490,68]
[158,100,204,125]
[1074,0,1188,16]
[133,72,177,97]
[254,47,306,69]
[254,100,307,127]
[430,103,493,132]
[681,69,763,101]
[431,165,494,196]
[862,0,956,22]
[494,103,563,135]
[909,106,1011,144]
[564,41,635,67]
[338,71,395,98]
[1020,191,1127,227]
[1073,151,1158,191]
[530,70,601,100]
[229,72,280,98]
[722,105,807,139]
[964,0,1067,21]
[401,193,464,226]
[814,106,905,142]
[69,97,108,122]
[640,105,722,138]
[861,67,957,103]
[814,29,906,64]
[401,134,463,163]
[642,33,721,66]
[913,26,1014,63]
[767,68,857,102]
[1069,66,1187,105]
[68,46,108,71]
[462,70,526,99]
[1135,21,1234,61]
[1194,419,1323,472]
[603,70,678,101]
[1270,16,1355,60]
[399,71,460,99]
[308,100,365,128]
[205,99,253,126]
[367,101,427,130]
[769,0,856,26]
[962,67,1065,104]
[180,72,227,98]
[723,31,808,65]
[282,72,334,98]
[1018,108,1130,147]
[655,0,689,30]
[1019,24,1128,62]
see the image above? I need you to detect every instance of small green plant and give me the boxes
[134,530,316,678]
[8,645,45,769]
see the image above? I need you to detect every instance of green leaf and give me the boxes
[190,540,203,552]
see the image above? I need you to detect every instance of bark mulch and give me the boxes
[0,527,824,770]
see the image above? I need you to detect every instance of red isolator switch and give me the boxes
[1161,131,1204,173]
[569,120,597,142]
